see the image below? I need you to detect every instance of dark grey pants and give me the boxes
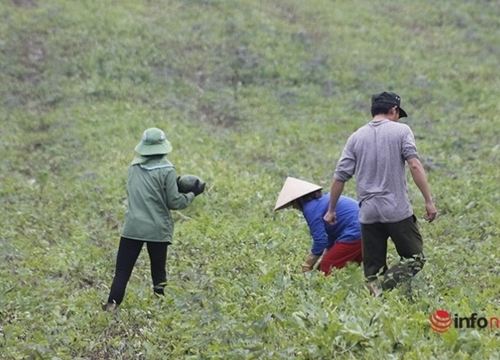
[107,237,168,305]
[361,215,425,288]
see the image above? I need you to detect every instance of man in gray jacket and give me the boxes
[323,92,437,296]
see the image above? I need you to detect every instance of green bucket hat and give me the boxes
[134,128,173,156]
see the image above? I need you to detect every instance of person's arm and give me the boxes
[302,213,329,272]
[164,170,195,210]
[407,157,437,222]
[323,179,345,224]
[324,137,355,224]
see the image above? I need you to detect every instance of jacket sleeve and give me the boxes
[334,136,356,182]
[164,169,195,210]
[307,215,330,256]
[401,125,419,160]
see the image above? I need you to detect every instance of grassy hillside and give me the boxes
[1,0,500,358]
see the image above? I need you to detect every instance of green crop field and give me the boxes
[1,0,500,358]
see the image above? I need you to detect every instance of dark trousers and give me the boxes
[107,237,168,305]
[361,215,425,287]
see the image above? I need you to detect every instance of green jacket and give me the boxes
[121,156,195,243]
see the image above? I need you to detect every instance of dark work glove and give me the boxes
[191,180,206,196]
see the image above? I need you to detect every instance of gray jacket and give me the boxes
[334,119,418,224]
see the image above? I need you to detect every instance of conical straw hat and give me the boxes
[274,177,323,211]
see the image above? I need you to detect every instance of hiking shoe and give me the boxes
[102,303,119,312]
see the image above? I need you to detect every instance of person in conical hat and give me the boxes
[274,177,362,275]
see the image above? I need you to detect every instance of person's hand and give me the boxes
[191,180,206,196]
[424,202,437,222]
[301,263,313,272]
[301,252,320,272]
[323,210,336,225]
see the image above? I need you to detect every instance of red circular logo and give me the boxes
[430,309,452,333]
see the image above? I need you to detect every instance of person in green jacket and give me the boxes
[103,127,205,311]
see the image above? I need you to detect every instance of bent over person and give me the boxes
[323,92,437,296]
[275,177,362,275]
[103,127,205,311]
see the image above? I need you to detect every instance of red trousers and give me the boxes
[319,239,363,276]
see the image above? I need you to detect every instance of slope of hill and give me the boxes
[1,0,500,358]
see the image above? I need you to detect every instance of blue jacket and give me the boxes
[302,194,361,256]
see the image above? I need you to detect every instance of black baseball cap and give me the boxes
[371,91,408,118]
